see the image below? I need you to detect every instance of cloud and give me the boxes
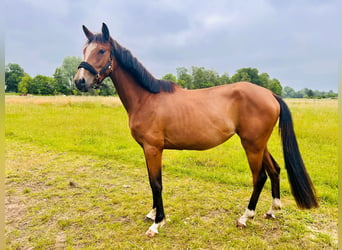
[20,0,71,17]
[5,0,341,91]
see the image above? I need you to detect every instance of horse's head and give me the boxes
[74,23,114,92]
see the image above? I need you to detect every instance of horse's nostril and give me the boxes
[76,78,85,84]
[75,78,87,91]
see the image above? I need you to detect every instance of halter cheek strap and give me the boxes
[98,60,113,77]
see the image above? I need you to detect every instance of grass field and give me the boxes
[5,95,337,249]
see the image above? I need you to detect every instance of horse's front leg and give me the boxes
[143,145,166,237]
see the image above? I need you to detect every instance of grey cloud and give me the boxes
[5,0,341,91]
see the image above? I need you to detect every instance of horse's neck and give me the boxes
[110,67,149,113]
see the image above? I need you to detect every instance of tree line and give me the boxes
[5,57,116,96]
[164,66,282,95]
[282,86,337,99]
[5,57,338,98]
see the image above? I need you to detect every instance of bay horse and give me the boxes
[74,23,318,237]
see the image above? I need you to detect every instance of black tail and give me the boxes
[274,95,318,209]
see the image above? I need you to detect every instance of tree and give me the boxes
[176,67,193,89]
[54,67,70,94]
[5,63,25,92]
[192,66,208,89]
[268,78,282,96]
[295,89,305,98]
[219,72,231,84]
[162,73,177,82]
[99,78,116,96]
[306,89,314,98]
[258,72,270,88]
[17,73,32,95]
[30,75,56,95]
[326,90,338,98]
[231,71,250,82]
[19,75,56,95]
[191,66,221,89]
[283,86,296,98]
[231,68,260,85]
[54,56,82,95]
[206,69,220,86]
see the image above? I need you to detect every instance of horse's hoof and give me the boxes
[145,220,165,237]
[264,213,276,219]
[146,229,157,237]
[236,220,246,229]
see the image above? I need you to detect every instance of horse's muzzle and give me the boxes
[75,78,88,92]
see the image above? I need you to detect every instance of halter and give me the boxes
[78,56,113,86]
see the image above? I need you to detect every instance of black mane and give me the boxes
[88,34,175,93]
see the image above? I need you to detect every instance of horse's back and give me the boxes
[130,81,280,150]
[165,82,278,149]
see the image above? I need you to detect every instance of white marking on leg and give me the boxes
[273,198,282,209]
[146,208,156,221]
[265,198,282,219]
[145,220,165,237]
[237,209,255,227]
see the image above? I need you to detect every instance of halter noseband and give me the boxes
[78,56,113,86]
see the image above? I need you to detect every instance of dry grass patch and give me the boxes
[5,95,122,107]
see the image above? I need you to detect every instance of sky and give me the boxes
[5,0,341,91]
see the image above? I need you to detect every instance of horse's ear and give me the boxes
[102,23,110,41]
[82,25,94,41]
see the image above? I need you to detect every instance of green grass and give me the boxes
[5,96,337,249]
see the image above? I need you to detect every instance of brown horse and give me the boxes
[74,23,318,237]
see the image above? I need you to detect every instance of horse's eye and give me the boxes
[99,49,105,55]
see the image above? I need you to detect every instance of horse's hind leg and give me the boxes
[263,150,282,219]
[237,145,267,228]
